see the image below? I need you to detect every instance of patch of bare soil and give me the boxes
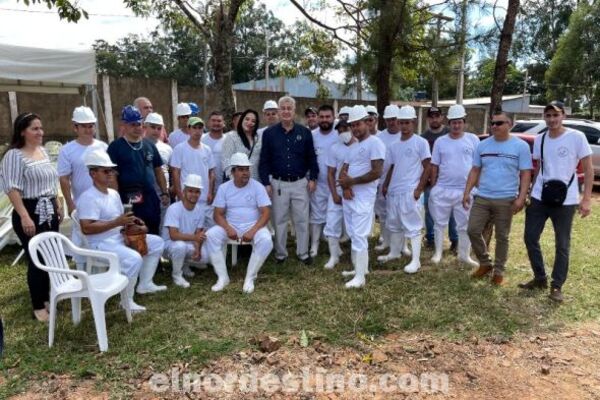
[11,324,600,399]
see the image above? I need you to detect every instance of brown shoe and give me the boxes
[471,265,493,278]
[548,287,564,303]
[491,274,504,286]
[518,278,548,290]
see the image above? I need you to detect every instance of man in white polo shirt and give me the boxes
[338,105,385,288]
[380,105,431,274]
[205,153,273,293]
[162,174,208,288]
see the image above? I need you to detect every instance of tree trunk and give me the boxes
[490,0,520,115]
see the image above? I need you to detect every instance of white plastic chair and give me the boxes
[28,232,131,352]
[70,210,109,274]
[224,239,251,267]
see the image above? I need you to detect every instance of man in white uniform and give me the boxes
[205,153,273,293]
[57,106,108,268]
[309,104,338,257]
[429,104,480,267]
[257,100,279,136]
[170,116,216,227]
[366,105,380,135]
[338,105,385,288]
[337,106,351,121]
[78,150,166,312]
[322,121,356,269]
[374,104,402,252]
[162,174,208,288]
[380,105,431,273]
[168,103,193,148]
[202,111,226,188]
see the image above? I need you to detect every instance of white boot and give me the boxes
[309,223,323,257]
[122,273,146,312]
[171,257,190,288]
[430,226,444,264]
[402,235,412,257]
[324,237,341,269]
[182,264,195,278]
[404,236,422,274]
[209,251,230,292]
[342,249,357,276]
[243,252,267,294]
[377,232,403,263]
[136,255,167,294]
[345,250,368,288]
[374,227,390,251]
[457,231,479,268]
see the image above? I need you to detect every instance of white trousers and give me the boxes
[205,224,273,258]
[374,186,387,227]
[386,192,423,238]
[343,193,376,252]
[94,234,164,278]
[428,186,470,231]
[323,192,344,238]
[164,240,209,264]
[309,182,330,224]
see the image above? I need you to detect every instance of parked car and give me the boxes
[511,119,600,178]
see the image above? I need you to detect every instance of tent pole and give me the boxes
[8,92,18,124]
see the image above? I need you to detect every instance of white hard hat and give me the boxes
[229,152,253,168]
[263,100,278,111]
[347,105,369,123]
[183,174,204,189]
[383,104,400,119]
[397,105,417,120]
[447,104,467,120]
[144,112,164,126]
[72,106,97,124]
[84,149,116,168]
[366,105,378,115]
[338,106,351,115]
[176,102,192,116]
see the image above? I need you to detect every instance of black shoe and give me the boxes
[548,287,564,303]
[275,257,287,264]
[449,240,458,255]
[518,278,548,290]
[300,256,313,266]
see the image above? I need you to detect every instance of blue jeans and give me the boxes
[424,187,458,243]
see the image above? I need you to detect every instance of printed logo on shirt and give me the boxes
[404,148,413,157]
[359,147,366,155]
[203,156,209,164]
[557,146,569,158]
[146,152,154,162]
[463,146,473,155]
[296,134,303,142]
[245,194,254,203]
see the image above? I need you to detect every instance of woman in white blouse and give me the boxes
[1,113,63,322]
[221,109,262,181]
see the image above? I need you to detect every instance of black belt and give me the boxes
[273,175,303,182]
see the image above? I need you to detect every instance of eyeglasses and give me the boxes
[490,121,508,126]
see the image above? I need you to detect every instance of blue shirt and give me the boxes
[107,137,163,202]
[259,122,319,185]
[473,135,532,199]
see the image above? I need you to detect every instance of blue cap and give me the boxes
[121,105,142,123]
[188,102,199,116]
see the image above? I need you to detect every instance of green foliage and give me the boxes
[467,57,524,98]
[19,0,88,22]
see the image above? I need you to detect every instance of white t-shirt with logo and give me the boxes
[170,141,215,202]
[201,133,225,187]
[387,134,431,195]
[213,178,271,231]
[153,140,173,196]
[312,128,339,185]
[162,200,206,241]
[344,135,386,198]
[77,186,123,246]
[168,129,190,149]
[57,139,108,202]
[531,128,592,205]
[431,133,480,190]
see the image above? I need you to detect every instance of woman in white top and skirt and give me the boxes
[1,113,63,322]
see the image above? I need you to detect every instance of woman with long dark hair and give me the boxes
[221,109,262,180]
[1,113,63,322]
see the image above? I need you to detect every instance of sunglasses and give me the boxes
[490,121,508,126]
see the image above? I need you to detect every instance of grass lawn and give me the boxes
[1,210,599,397]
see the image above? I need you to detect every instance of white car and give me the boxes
[511,119,600,177]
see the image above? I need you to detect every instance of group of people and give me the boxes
[0,94,593,322]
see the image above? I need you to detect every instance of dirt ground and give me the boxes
[10,323,600,399]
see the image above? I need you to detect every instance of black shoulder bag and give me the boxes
[540,133,574,207]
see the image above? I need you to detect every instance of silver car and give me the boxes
[511,119,600,177]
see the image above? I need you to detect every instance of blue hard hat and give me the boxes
[188,102,199,116]
[121,105,142,123]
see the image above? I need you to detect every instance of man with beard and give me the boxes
[305,107,319,130]
[309,104,338,257]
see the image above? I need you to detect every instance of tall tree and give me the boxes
[489,0,520,114]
